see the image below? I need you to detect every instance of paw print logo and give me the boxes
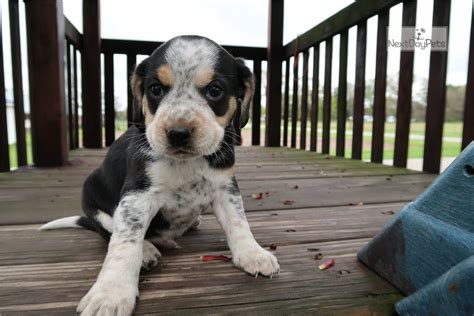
[415,28,426,40]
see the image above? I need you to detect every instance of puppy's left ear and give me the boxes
[234,58,254,128]
[131,58,150,125]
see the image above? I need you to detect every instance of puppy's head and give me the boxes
[131,35,254,160]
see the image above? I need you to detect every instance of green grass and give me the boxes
[342,135,461,161]
[348,121,462,138]
[246,120,463,161]
[8,131,33,169]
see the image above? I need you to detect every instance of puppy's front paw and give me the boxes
[142,240,161,271]
[77,279,138,316]
[232,245,280,277]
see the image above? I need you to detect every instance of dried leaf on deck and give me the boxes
[318,259,335,271]
[201,255,231,262]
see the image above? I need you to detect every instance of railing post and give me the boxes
[265,0,284,147]
[0,1,9,171]
[24,0,68,167]
[82,0,102,148]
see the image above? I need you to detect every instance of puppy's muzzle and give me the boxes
[167,127,192,148]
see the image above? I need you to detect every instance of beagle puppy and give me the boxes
[41,35,279,315]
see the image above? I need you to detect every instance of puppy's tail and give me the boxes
[39,216,95,231]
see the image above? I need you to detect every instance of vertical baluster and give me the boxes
[336,30,348,157]
[9,0,26,165]
[283,59,290,146]
[371,10,390,163]
[252,60,262,146]
[423,0,451,173]
[104,53,115,146]
[310,45,319,152]
[127,54,136,127]
[73,49,79,148]
[352,21,367,160]
[66,43,74,150]
[394,1,417,167]
[462,0,474,149]
[291,54,299,148]
[322,38,333,154]
[300,50,309,150]
[0,1,9,171]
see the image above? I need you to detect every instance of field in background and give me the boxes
[8,120,463,170]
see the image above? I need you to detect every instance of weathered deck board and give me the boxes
[0,226,401,315]
[0,146,436,314]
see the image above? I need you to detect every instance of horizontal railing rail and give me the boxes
[100,38,267,146]
[283,0,403,58]
[65,17,82,49]
[102,39,268,60]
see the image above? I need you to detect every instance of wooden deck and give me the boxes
[0,146,437,315]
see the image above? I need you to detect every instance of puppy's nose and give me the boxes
[167,127,191,147]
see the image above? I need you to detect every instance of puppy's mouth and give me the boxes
[165,147,199,159]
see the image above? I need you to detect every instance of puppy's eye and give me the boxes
[150,84,164,97]
[206,84,224,100]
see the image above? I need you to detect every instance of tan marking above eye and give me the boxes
[195,66,215,88]
[156,64,174,86]
[216,96,237,127]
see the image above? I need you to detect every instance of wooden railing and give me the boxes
[1,0,473,174]
[0,2,266,172]
[278,0,474,173]
[100,39,267,146]
[0,2,82,171]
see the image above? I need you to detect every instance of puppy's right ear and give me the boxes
[131,58,150,125]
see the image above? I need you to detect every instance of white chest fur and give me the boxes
[145,157,229,239]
